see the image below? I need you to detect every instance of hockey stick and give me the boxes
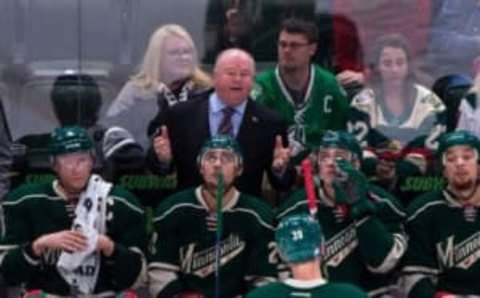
[301,158,318,217]
[301,157,330,278]
[214,171,224,298]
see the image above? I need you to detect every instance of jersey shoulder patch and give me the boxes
[416,85,446,112]
[351,88,376,110]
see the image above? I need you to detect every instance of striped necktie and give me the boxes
[218,107,235,136]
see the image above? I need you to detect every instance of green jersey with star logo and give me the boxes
[253,65,349,163]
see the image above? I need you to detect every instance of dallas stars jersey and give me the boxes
[348,84,446,151]
[402,190,480,297]
[246,278,368,298]
[148,187,277,298]
[253,65,349,161]
[277,185,406,297]
[0,181,147,296]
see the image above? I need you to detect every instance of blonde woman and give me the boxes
[104,24,212,149]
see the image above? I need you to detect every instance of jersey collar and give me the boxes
[284,277,327,289]
[275,65,315,109]
[195,186,240,211]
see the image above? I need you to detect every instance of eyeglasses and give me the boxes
[166,48,194,57]
[278,41,311,50]
[202,151,236,164]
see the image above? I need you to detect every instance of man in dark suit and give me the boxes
[148,48,294,198]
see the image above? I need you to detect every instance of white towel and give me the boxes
[57,174,112,294]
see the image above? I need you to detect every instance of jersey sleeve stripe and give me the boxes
[110,196,144,214]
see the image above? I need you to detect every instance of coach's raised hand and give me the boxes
[272,135,291,174]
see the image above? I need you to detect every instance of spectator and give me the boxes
[204,0,264,63]
[247,214,368,298]
[148,135,277,297]
[401,130,480,297]
[253,18,349,164]
[0,126,147,296]
[105,24,212,150]
[148,48,294,199]
[277,130,406,297]
[12,74,142,191]
[348,34,446,193]
[432,74,473,132]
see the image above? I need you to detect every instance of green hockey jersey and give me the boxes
[276,185,406,297]
[253,65,349,161]
[0,180,147,296]
[246,278,368,298]
[148,187,277,298]
[348,84,446,151]
[402,190,480,297]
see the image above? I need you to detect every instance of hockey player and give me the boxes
[277,130,406,297]
[252,18,349,163]
[246,214,368,298]
[402,130,480,297]
[148,135,277,297]
[0,126,147,296]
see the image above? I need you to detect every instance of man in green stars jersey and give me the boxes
[148,135,277,298]
[252,18,349,163]
[277,130,406,297]
[402,131,480,297]
[247,214,368,298]
[0,126,147,297]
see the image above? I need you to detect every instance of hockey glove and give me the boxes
[333,159,376,219]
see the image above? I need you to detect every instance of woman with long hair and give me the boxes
[348,34,446,196]
[104,24,212,150]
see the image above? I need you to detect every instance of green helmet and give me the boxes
[275,214,324,263]
[50,126,94,156]
[438,130,480,162]
[197,134,243,167]
[318,130,362,162]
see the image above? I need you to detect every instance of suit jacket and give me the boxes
[148,90,294,198]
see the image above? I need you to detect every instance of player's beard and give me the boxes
[452,178,476,191]
[448,176,478,201]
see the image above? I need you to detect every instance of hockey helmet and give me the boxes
[197,134,243,167]
[50,126,94,156]
[276,214,324,263]
[318,130,362,162]
[437,130,480,163]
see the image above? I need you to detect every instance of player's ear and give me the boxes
[235,163,243,177]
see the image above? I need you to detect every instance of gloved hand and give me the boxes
[332,159,376,219]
